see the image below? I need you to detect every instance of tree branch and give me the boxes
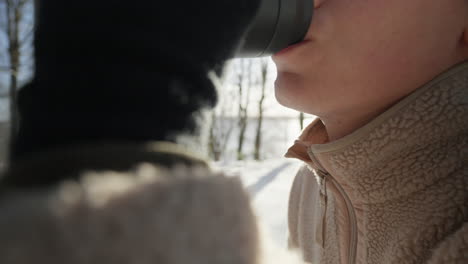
[19,23,33,45]
[18,0,29,7]
[0,65,12,72]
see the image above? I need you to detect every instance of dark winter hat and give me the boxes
[34,0,259,79]
[12,0,260,160]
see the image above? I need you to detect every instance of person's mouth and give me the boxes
[273,0,322,57]
[273,40,310,57]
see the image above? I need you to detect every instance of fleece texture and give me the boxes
[0,142,304,264]
[285,61,468,263]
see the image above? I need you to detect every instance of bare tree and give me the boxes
[208,81,235,161]
[208,111,233,161]
[299,112,305,130]
[208,110,221,161]
[253,58,268,160]
[1,0,34,136]
[235,59,252,160]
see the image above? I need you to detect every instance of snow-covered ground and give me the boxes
[212,158,303,248]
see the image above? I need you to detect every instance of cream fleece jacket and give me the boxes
[0,143,304,264]
[286,61,468,264]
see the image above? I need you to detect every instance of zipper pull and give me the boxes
[315,171,328,248]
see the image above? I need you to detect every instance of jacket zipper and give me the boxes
[316,170,357,264]
[315,171,328,248]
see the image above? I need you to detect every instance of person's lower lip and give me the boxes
[273,40,310,56]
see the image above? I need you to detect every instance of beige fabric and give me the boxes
[288,165,323,263]
[286,61,468,263]
[0,143,304,264]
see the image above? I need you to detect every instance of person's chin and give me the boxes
[274,73,304,110]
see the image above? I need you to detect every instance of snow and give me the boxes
[212,158,303,248]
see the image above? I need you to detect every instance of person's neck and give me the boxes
[320,60,468,141]
[319,101,399,142]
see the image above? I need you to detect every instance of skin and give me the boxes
[272,0,468,141]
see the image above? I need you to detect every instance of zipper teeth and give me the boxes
[307,149,357,264]
[330,176,357,264]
